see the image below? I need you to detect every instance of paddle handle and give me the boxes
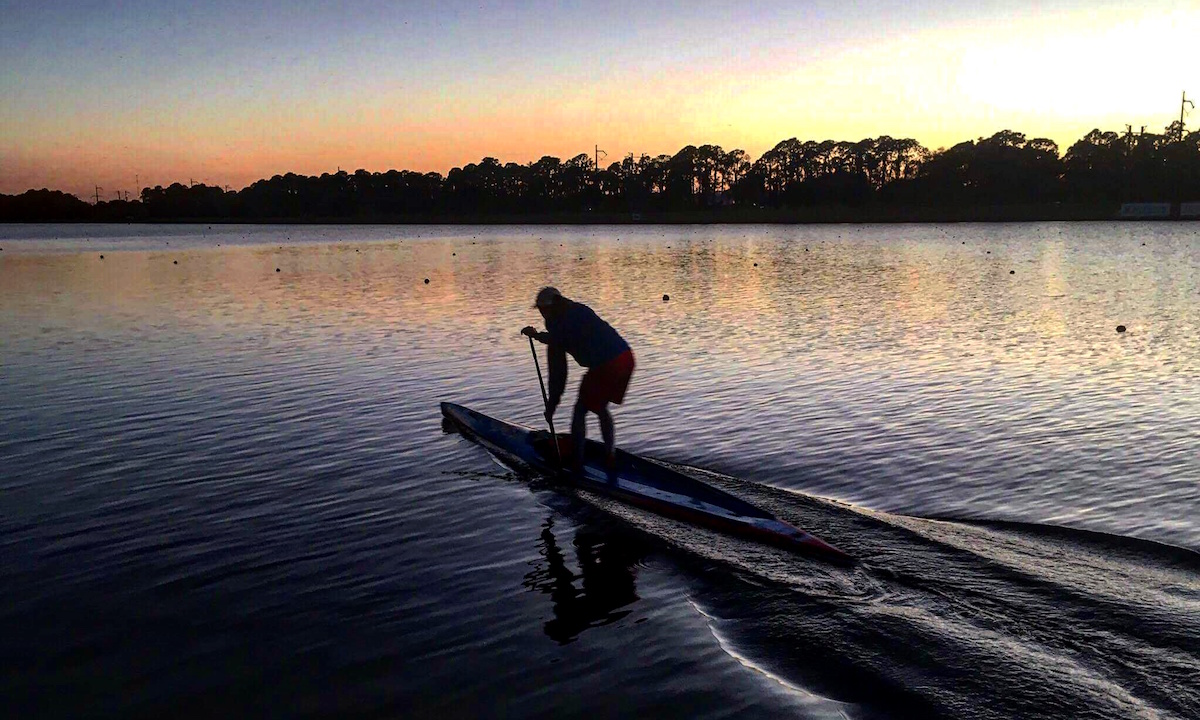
[528,335,563,468]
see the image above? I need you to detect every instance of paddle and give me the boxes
[528,335,564,469]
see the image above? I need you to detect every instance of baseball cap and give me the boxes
[534,286,562,308]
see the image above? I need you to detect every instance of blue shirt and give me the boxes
[545,300,629,369]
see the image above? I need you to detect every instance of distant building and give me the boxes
[1118,203,1172,219]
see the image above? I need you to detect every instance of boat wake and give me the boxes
[554,461,1200,720]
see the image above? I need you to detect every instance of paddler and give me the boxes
[522,287,635,475]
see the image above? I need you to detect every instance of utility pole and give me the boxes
[135,174,139,197]
[1181,91,1194,141]
[594,144,607,173]
[94,186,103,204]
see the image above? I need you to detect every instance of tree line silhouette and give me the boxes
[3,124,1198,222]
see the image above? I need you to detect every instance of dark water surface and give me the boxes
[1,223,1198,719]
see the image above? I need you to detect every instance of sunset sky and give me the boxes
[1,0,1197,199]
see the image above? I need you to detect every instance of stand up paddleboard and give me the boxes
[441,402,853,565]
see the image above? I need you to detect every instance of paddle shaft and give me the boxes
[528,335,564,467]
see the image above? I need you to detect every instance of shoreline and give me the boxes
[0,204,1162,225]
[5,203,1199,225]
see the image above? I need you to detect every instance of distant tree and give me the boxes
[1062,130,1124,203]
[722,149,751,190]
[665,146,699,209]
[894,131,1063,205]
[0,189,93,221]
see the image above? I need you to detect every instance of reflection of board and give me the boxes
[441,402,853,564]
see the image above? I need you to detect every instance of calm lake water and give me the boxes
[2,222,1198,719]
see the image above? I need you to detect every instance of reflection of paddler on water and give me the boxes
[522,518,646,644]
[522,287,635,477]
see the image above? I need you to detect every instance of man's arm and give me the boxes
[521,326,552,344]
[522,325,566,413]
[547,344,567,410]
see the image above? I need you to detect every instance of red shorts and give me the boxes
[579,349,635,413]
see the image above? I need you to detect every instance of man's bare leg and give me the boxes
[571,401,588,471]
[597,405,615,461]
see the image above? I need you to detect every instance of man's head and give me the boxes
[535,286,565,318]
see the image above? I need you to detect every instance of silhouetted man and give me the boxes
[522,287,635,475]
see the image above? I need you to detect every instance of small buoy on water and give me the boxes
[986,251,991,254]
[173,260,178,265]
[753,262,758,267]
[99,255,104,259]
[276,268,280,272]
[424,278,430,284]
[1009,270,1015,274]
[452,252,456,256]
[662,294,670,302]
[1116,325,1126,333]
